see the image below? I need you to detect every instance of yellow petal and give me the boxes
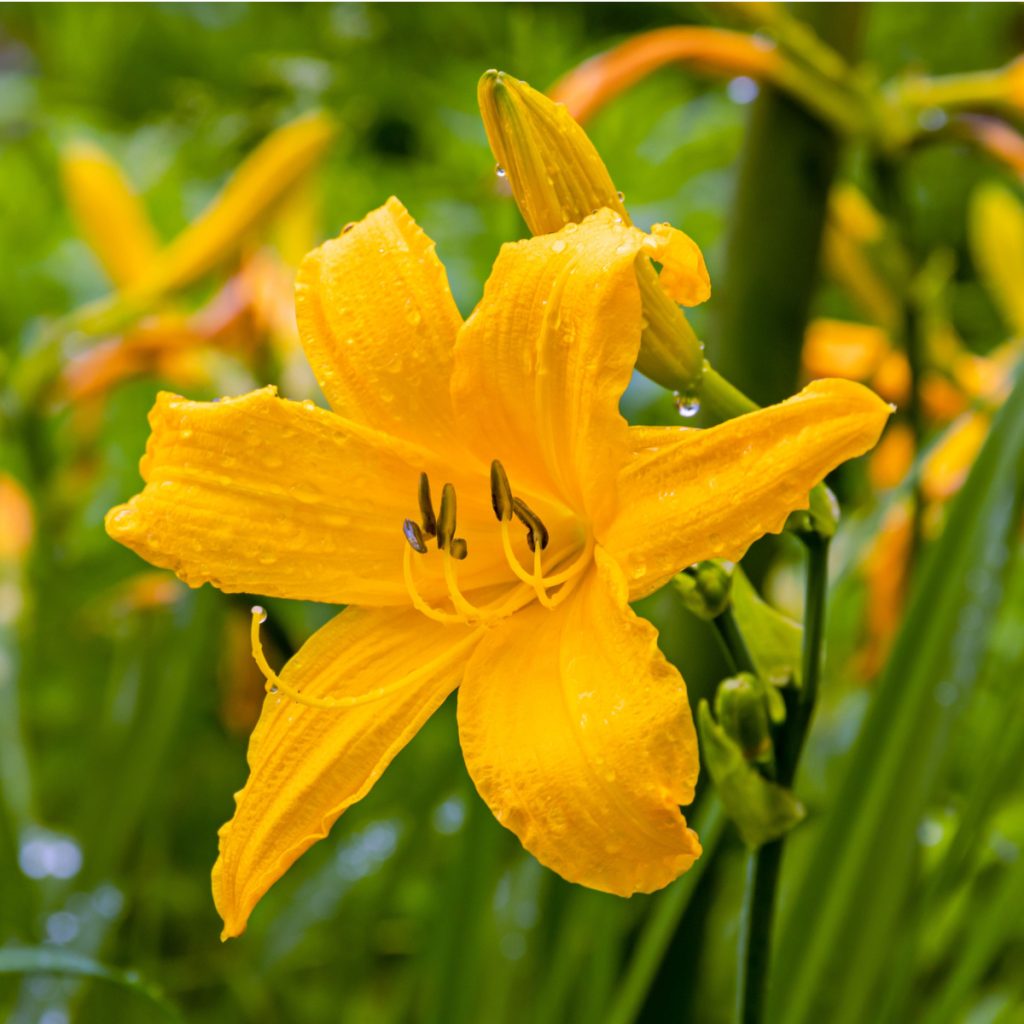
[60,141,161,290]
[457,548,700,896]
[451,210,644,528]
[970,182,1024,337]
[138,112,336,300]
[295,198,462,447]
[645,223,711,306]
[921,412,990,503]
[605,379,891,599]
[214,605,479,938]
[105,387,509,605]
[868,421,915,491]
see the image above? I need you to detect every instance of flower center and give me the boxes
[401,461,594,626]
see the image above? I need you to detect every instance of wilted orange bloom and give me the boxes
[919,372,968,423]
[802,319,888,382]
[550,27,781,124]
[868,422,915,492]
[106,200,888,938]
[859,501,913,678]
[955,115,1024,178]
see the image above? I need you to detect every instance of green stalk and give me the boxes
[736,536,829,1024]
[712,605,758,676]
[712,4,864,405]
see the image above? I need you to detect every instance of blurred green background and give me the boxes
[2,4,1024,1023]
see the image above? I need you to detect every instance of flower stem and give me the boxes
[736,534,830,1024]
[712,604,758,676]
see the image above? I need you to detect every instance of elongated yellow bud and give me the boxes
[478,70,704,392]
[138,111,337,301]
[60,141,161,290]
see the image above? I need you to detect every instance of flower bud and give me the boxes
[674,560,733,620]
[478,70,705,392]
[713,672,777,764]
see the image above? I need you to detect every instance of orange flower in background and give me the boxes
[550,27,782,124]
[106,200,888,939]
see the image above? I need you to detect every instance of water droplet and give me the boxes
[673,391,701,418]
[406,309,422,326]
[551,239,567,254]
[495,164,506,178]
[616,190,625,201]
[252,605,268,624]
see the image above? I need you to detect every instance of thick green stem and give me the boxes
[712,4,864,405]
[736,536,830,1024]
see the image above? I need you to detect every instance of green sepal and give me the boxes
[730,566,804,688]
[785,482,840,540]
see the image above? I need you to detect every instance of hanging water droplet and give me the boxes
[252,605,268,624]
[495,164,506,178]
[673,391,701,418]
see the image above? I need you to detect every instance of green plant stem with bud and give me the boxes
[736,534,830,1024]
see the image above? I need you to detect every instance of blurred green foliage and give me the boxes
[1,4,1024,1024]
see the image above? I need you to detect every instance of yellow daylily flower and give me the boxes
[105,199,889,939]
[968,182,1024,338]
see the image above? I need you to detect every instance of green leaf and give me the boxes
[0,947,182,1021]
[771,371,1024,1024]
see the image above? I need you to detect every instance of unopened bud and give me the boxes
[478,70,705,392]
[674,560,733,620]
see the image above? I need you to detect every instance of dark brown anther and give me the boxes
[402,519,428,554]
[437,483,457,551]
[490,460,514,522]
[418,472,437,538]
[450,538,469,560]
[512,497,549,552]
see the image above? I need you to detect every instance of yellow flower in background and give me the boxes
[106,200,889,939]
[58,115,332,402]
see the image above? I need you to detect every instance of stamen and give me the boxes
[490,460,514,522]
[442,548,488,620]
[403,518,428,554]
[418,472,437,538]
[402,544,466,625]
[437,482,457,551]
[512,496,549,551]
[450,538,469,560]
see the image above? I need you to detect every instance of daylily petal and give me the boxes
[645,223,711,306]
[458,548,701,897]
[605,379,891,599]
[296,198,463,447]
[105,387,509,605]
[60,141,161,290]
[214,605,479,938]
[451,210,644,528]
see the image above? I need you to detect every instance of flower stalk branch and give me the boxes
[736,534,829,1024]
